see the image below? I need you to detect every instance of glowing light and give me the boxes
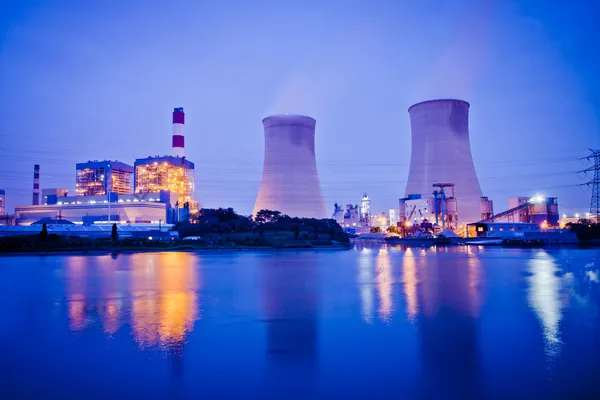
[527,252,563,362]
[575,213,580,218]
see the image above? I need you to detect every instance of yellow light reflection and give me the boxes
[130,253,200,349]
[402,248,419,320]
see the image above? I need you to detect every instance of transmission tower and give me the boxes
[579,149,600,222]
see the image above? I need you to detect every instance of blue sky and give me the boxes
[1,0,599,216]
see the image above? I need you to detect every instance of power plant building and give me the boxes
[42,188,69,204]
[14,191,179,226]
[133,107,197,210]
[134,156,195,207]
[76,160,133,196]
[404,99,484,225]
[253,115,327,218]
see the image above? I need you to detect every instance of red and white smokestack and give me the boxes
[32,164,40,205]
[172,107,185,157]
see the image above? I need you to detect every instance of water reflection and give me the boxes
[130,253,199,351]
[416,248,483,399]
[358,247,375,323]
[375,248,393,322]
[64,253,201,353]
[261,254,319,397]
[65,257,92,331]
[261,255,318,359]
[402,248,419,320]
[527,251,563,363]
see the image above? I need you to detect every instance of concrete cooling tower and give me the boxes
[253,115,327,218]
[405,99,483,225]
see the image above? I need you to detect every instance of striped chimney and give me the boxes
[172,107,185,157]
[32,164,40,205]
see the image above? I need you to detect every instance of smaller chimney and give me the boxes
[33,164,40,205]
[172,107,185,157]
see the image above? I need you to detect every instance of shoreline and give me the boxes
[0,244,352,257]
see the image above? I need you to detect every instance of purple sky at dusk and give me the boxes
[1,0,599,216]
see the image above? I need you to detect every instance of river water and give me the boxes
[0,245,598,399]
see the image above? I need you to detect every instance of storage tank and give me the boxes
[405,100,483,224]
[480,196,494,221]
[253,115,327,218]
[445,198,458,223]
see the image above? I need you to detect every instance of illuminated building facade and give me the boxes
[76,160,133,196]
[134,156,195,208]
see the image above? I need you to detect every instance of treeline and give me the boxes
[176,208,350,245]
[567,221,600,242]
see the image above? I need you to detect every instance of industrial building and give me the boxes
[479,196,560,227]
[76,160,133,196]
[333,203,361,227]
[42,188,69,204]
[134,156,195,207]
[14,191,181,226]
[132,108,197,211]
[253,115,327,218]
[7,107,198,229]
[404,99,485,225]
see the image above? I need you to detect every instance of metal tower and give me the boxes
[580,149,600,222]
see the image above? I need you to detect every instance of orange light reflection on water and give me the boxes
[130,252,199,350]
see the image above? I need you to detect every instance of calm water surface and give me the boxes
[0,245,599,399]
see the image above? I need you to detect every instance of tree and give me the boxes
[387,225,399,234]
[370,226,382,233]
[111,223,118,241]
[294,224,300,240]
[254,209,281,224]
[39,223,48,240]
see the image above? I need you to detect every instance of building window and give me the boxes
[490,227,495,231]
[500,227,505,231]
[477,227,484,232]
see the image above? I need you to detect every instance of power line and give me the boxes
[579,149,600,221]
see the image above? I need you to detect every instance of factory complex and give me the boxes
[0,99,596,240]
[4,107,197,228]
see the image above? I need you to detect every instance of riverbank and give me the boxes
[0,235,351,255]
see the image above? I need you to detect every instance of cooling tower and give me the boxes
[253,115,327,218]
[405,99,483,225]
